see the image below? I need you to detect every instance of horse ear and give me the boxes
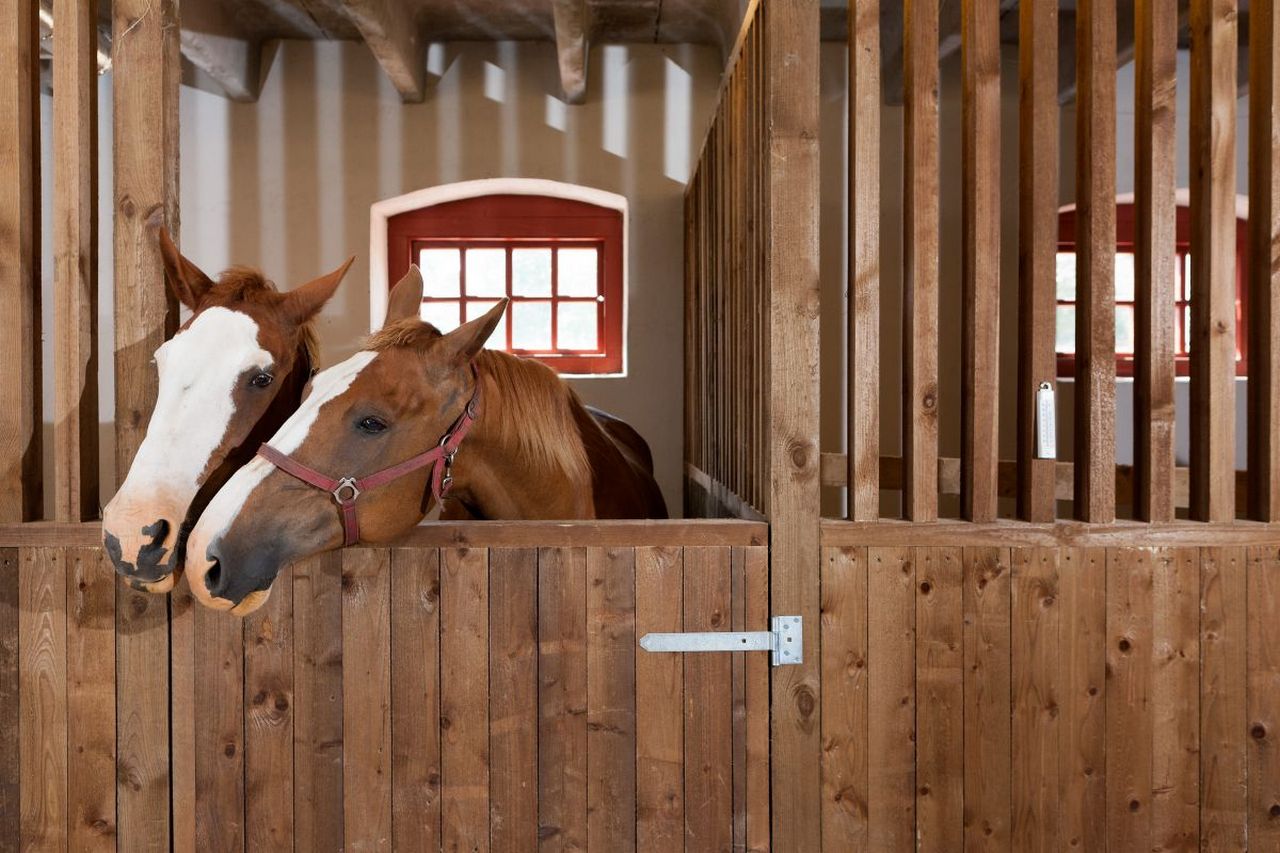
[440,298,507,364]
[281,256,355,326]
[157,227,215,310]
[383,265,424,326]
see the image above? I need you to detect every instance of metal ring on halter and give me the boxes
[332,477,361,504]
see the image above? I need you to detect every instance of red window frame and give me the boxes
[388,194,625,375]
[1056,202,1248,378]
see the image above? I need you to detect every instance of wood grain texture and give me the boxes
[962,547,1011,850]
[821,547,868,848]
[1010,547,1059,849]
[169,574,195,853]
[1106,548,1154,850]
[1151,547,1200,851]
[19,547,67,851]
[1248,546,1280,845]
[743,545,770,852]
[821,517,1280,548]
[244,568,294,851]
[916,548,964,850]
[193,593,244,851]
[489,548,536,853]
[867,547,915,850]
[52,0,98,522]
[0,549,18,852]
[115,579,170,851]
[1187,0,1238,522]
[342,548,392,852]
[1200,546,1247,849]
[1057,547,1106,851]
[635,546,684,853]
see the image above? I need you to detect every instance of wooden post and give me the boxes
[1133,0,1178,522]
[764,0,822,847]
[53,0,100,522]
[0,0,42,522]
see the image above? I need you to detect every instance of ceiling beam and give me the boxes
[340,0,426,102]
[179,0,262,102]
[553,0,590,104]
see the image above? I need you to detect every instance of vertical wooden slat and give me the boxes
[743,545,770,852]
[1010,547,1059,848]
[1017,0,1059,522]
[586,547,636,852]
[849,0,881,520]
[1248,546,1280,845]
[1200,546,1247,849]
[538,547,587,851]
[1058,547,1106,850]
[0,0,41,522]
[635,546,684,853]
[244,569,294,850]
[731,548,747,852]
[1133,0,1179,522]
[169,574,195,853]
[293,551,344,850]
[0,548,18,853]
[1188,0,1239,522]
[821,547,868,848]
[115,580,169,851]
[1106,549,1154,850]
[343,548,392,853]
[916,548,964,850]
[1073,0,1117,522]
[19,547,67,851]
[440,547,490,853]
[193,596,244,851]
[65,548,115,851]
[867,546,915,850]
[489,548,536,853]
[960,0,1001,523]
[52,0,99,522]
[902,0,941,522]
[961,547,1011,850]
[1248,0,1280,521]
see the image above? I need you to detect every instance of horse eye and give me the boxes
[358,416,388,434]
[249,372,274,389]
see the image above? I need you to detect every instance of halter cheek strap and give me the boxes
[256,369,481,546]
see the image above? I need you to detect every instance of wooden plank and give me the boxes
[1010,547,1059,849]
[52,0,99,522]
[392,548,442,851]
[390,519,768,548]
[65,547,115,850]
[732,548,747,852]
[193,593,244,851]
[586,547,636,852]
[342,548,392,853]
[244,568,294,850]
[115,576,170,850]
[170,568,195,853]
[489,549,536,853]
[1150,548,1200,850]
[902,0,941,522]
[1248,546,1280,845]
[0,0,41,522]
[339,0,426,102]
[440,547,490,853]
[820,517,1280,549]
[538,547,588,851]
[743,545,770,852]
[0,548,18,853]
[1248,0,1280,521]
[849,0,881,521]
[112,0,180,481]
[1105,548,1154,850]
[915,548,964,850]
[293,552,344,851]
[19,547,67,851]
[821,547,868,847]
[1017,0,1059,522]
[1133,0,1179,522]
[867,547,915,850]
[1200,546,1247,848]
[962,546,1011,850]
[1187,0,1238,522]
[1073,0,1118,522]
[682,546,733,852]
[1057,547,1106,851]
[635,546,684,853]
[960,0,1001,523]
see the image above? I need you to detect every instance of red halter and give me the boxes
[256,369,482,546]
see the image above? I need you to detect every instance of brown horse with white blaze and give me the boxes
[102,229,352,592]
[184,268,666,614]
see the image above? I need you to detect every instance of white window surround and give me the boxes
[369,179,629,378]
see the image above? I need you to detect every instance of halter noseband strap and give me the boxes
[256,368,482,546]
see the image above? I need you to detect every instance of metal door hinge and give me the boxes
[639,615,802,666]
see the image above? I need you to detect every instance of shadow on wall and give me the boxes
[42,40,725,517]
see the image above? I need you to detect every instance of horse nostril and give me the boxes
[141,518,170,547]
[204,558,224,597]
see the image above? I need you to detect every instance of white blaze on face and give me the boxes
[188,350,380,552]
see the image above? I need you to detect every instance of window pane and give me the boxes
[558,248,599,296]
[512,248,552,296]
[511,300,552,350]
[1115,253,1135,301]
[557,302,598,351]
[421,299,460,332]
[1056,252,1077,301]
[466,249,507,296]
[420,248,460,297]
[1116,305,1135,354]
[1056,305,1076,353]
[1183,306,1191,352]
[1183,253,1192,299]
[465,300,507,349]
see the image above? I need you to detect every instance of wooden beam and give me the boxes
[0,0,41,523]
[180,0,262,103]
[341,0,426,103]
[53,0,99,522]
[553,0,590,104]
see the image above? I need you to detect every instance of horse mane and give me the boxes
[368,319,592,486]
[204,266,320,368]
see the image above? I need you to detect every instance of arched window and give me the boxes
[1055,200,1248,377]
[381,186,625,376]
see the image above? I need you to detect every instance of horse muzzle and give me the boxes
[101,507,184,594]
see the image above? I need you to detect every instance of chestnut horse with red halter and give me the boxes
[184,268,666,614]
[101,228,353,592]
